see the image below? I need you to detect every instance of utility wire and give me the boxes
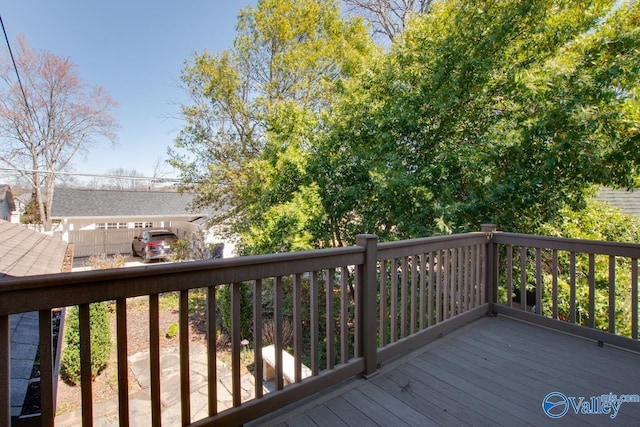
[0,14,38,128]
[0,167,185,183]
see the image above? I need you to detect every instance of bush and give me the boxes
[88,253,126,269]
[217,283,253,340]
[60,302,111,385]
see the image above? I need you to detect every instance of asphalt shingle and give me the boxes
[50,188,204,218]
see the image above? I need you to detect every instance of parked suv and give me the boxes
[131,229,179,262]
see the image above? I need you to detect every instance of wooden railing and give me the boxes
[489,230,640,352]
[1,227,639,426]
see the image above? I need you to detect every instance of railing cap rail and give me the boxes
[493,231,640,257]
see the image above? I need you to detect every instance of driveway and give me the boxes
[71,254,147,271]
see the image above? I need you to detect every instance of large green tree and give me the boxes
[171,0,377,254]
[313,0,640,243]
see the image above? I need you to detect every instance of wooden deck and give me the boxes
[252,315,640,426]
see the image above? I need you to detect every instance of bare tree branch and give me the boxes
[342,0,434,43]
[0,35,119,230]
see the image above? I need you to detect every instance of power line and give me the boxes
[0,14,38,128]
[0,167,184,183]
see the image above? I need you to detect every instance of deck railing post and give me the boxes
[481,224,498,312]
[1,314,9,427]
[356,234,378,378]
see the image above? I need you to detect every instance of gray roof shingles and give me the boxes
[0,220,69,417]
[50,188,203,218]
[0,220,68,279]
[595,187,640,218]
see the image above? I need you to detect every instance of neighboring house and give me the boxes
[50,188,232,257]
[595,187,640,219]
[0,185,19,223]
[13,193,31,221]
[0,219,71,422]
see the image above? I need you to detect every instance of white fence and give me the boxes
[60,229,138,257]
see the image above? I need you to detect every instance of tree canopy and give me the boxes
[174,0,640,254]
[314,0,639,242]
[171,0,378,253]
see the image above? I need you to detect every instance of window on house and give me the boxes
[134,222,154,229]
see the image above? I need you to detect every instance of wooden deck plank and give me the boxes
[462,319,640,395]
[452,327,640,396]
[284,413,318,427]
[478,315,637,366]
[371,366,477,426]
[357,381,436,426]
[324,396,378,426]
[305,404,349,427]
[484,317,640,373]
[341,388,411,426]
[418,342,601,427]
[408,353,543,426]
[253,316,640,426]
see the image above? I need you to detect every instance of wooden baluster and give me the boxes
[390,259,397,343]
[570,252,577,324]
[632,258,638,340]
[326,269,335,370]
[231,283,242,405]
[149,295,161,426]
[609,256,616,334]
[588,254,595,329]
[0,314,9,427]
[79,304,93,426]
[419,254,426,330]
[340,267,349,363]
[207,286,217,415]
[116,299,130,424]
[179,289,191,424]
[379,260,387,348]
[39,309,54,427]
[254,279,264,396]
[310,272,319,375]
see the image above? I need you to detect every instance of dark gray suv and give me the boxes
[132,229,178,262]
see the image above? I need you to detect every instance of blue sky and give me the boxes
[2,1,256,182]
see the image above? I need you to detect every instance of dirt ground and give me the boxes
[55,298,209,416]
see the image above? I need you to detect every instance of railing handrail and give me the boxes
[0,245,365,315]
[494,231,640,257]
[489,230,640,353]
[377,232,490,260]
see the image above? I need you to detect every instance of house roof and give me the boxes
[0,220,70,279]
[0,220,70,418]
[50,188,206,219]
[0,185,16,211]
[595,187,640,218]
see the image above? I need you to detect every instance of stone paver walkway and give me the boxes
[55,342,260,426]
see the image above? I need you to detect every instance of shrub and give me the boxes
[60,302,112,385]
[217,283,253,339]
[165,322,179,339]
[88,253,126,270]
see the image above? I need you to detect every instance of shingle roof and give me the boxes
[50,188,205,218]
[0,185,16,211]
[0,220,69,279]
[595,187,640,218]
[0,220,69,418]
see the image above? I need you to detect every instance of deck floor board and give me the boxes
[252,316,640,426]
